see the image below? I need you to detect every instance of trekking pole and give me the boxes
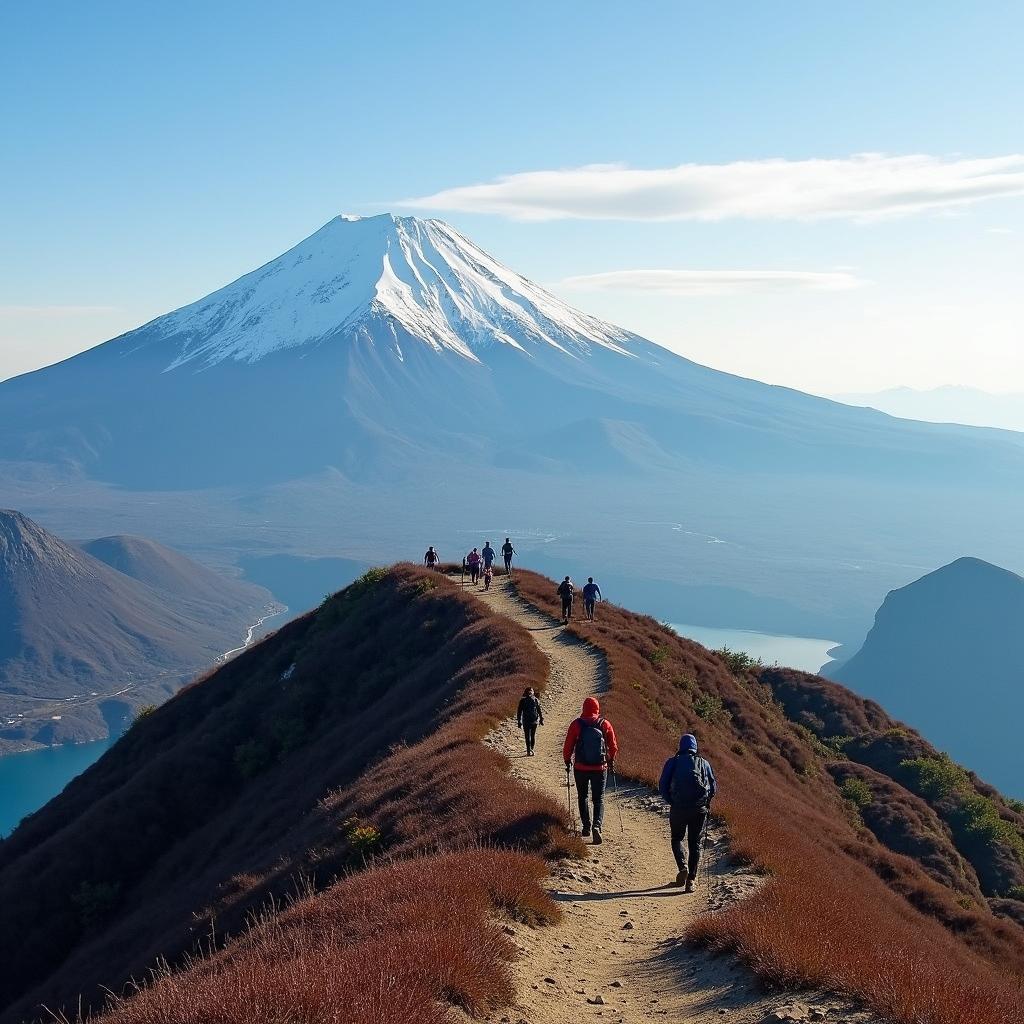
[565,765,576,830]
[610,764,625,834]
[695,810,712,902]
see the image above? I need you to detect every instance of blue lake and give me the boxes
[670,623,837,674]
[0,737,116,838]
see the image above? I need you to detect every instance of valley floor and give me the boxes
[469,575,877,1024]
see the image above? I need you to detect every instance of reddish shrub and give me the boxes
[94,850,556,1024]
[512,570,1024,1024]
[0,566,579,1024]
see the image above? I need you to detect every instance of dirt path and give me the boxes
[465,575,874,1024]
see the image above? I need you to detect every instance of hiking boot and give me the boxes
[684,878,695,893]
[592,827,603,845]
[581,827,591,839]
[675,870,687,886]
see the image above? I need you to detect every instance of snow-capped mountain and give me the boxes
[139,214,634,370]
[5,213,1024,637]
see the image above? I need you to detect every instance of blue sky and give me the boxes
[2,1,1022,392]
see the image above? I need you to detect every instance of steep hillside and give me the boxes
[0,512,271,752]
[830,556,1024,796]
[512,571,1024,1023]
[0,566,574,1024]
[4,566,1023,1024]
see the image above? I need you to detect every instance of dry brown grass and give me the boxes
[513,570,1024,1024]
[1,566,579,1024]
[92,850,556,1024]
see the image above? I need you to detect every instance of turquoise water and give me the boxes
[671,623,837,674]
[0,737,116,838]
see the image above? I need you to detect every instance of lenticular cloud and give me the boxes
[403,154,1024,222]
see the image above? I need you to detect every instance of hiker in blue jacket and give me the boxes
[659,733,717,891]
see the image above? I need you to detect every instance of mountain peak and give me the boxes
[127,213,635,371]
[0,509,74,569]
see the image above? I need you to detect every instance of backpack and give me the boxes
[502,543,514,556]
[558,581,574,599]
[574,717,607,765]
[668,752,711,808]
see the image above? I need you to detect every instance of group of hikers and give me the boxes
[425,538,717,889]
[423,538,516,589]
[424,540,606,622]
[518,690,717,891]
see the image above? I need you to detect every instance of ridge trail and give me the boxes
[466,574,873,1024]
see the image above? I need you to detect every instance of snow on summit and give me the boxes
[143,213,634,370]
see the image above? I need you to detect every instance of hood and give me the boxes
[679,733,698,753]
[581,696,601,719]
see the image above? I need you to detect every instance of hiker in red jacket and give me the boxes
[563,696,618,844]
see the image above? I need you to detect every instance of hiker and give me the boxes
[557,576,574,623]
[659,733,717,892]
[483,564,494,590]
[482,541,496,571]
[424,546,440,570]
[516,686,544,756]
[563,696,618,843]
[467,547,481,584]
[582,577,602,621]
[501,538,516,575]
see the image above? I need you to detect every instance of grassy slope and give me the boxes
[0,566,577,1024]
[513,570,1024,1024]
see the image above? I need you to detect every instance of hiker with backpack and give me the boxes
[516,686,544,756]
[482,541,496,572]
[467,547,482,584]
[501,538,516,575]
[659,733,717,892]
[424,546,440,570]
[582,577,602,621]
[557,576,574,623]
[563,696,619,844]
[483,563,494,590]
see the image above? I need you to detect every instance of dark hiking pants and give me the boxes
[584,599,596,620]
[523,721,538,753]
[575,768,606,831]
[504,556,513,573]
[670,805,708,879]
[561,598,573,621]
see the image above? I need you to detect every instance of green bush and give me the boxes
[899,754,972,800]
[272,716,307,755]
[718,647,762,675]
[234,739,272,779]
[953,795,1024,859]
[841,777,873,809]
[71,881,121,929]
[693,693,731,725]
[131,705,158,727]
[344,817,383,864]
[646,645,670,666]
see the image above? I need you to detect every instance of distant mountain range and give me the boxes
[3,214,1024,640]
[834,385,1024,433]
[0,511,274,753]
[829,556,1024,796]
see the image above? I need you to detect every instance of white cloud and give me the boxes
[402,154,1024,222]
[557,269,865,296]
